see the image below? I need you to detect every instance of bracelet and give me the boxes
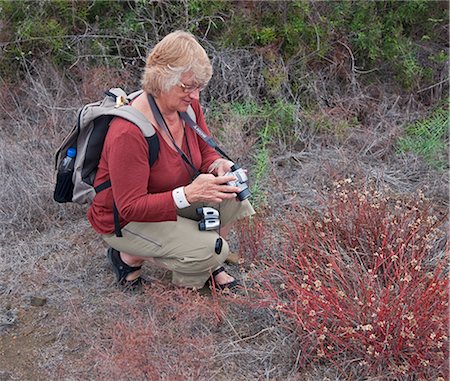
[172,186,191,209]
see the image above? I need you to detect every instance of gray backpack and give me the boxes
[54,88,154,205]
[54,88,197,205]
[54,88,199,236]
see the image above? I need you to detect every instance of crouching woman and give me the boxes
[87,31,255,290]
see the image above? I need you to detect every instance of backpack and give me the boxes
[54,88,196,207]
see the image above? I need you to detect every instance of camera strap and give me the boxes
[147,95,200,179]
[179,111,234,162]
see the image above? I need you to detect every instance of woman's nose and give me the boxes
[188,88,200,100]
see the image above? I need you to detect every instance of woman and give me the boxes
[88,30,255,290]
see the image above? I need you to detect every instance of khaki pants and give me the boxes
[102,198,255,288]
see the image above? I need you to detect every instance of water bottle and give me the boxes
[54,147,76,203]
[59,147,76,173]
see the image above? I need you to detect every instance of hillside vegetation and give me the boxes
[0,1,448,380]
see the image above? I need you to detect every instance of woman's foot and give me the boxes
[107,248,146,289]
[119,252,144,281]
[210,266,238,291]
[214,270,235,285]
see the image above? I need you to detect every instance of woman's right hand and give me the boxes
[184,174,241,204]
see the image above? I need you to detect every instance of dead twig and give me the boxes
[231,326,275,344]
[416,78,449,93]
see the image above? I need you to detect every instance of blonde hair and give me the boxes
[141,30,213,96]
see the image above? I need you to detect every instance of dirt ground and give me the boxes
[1,142,447,380]
[0,304,58,381]
[0,52,448,381]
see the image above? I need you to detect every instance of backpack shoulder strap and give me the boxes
[106,105,155,137]
[106,105,159,167]
[105,89,194,130]
[127,89,144,101]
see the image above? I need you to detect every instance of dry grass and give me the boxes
[0,53,448,381]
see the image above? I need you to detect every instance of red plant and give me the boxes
[237,214,267,262]
[247,180,449,380]
[92,284,225,380]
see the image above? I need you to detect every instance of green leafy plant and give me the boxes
[0,0,131,73]
[397,106,449,170]
[227,100,299,207]
[1,0,447,93]
[250,127,271,207]
[429,50,448,64]
[325,0,447,89]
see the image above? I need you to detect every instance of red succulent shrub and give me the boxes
[242,179,448,380]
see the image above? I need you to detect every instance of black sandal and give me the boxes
[209,266,239,291]
[106,247,146,290]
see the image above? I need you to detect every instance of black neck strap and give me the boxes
[179,111,234,162]
[147,95,200,179]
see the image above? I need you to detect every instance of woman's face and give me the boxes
[160,71,203,113]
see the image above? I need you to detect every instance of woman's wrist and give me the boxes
[172,186,191,209]
[184,184,193,204]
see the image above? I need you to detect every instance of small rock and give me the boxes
[0,309,17,332]
[225,251,241,265]
[30,296,47,307]
[0,371,13,381]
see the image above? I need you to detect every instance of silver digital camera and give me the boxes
[226,164,251,201]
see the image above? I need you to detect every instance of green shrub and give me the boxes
[323,1,447,89]
[226,100,299,208]
[230,100,298,143]
[219,1,324,60]
[0,0,447,93]
[0,0,131,74]
[397,106,449,170]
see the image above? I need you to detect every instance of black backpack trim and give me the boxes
[94,123,160,237]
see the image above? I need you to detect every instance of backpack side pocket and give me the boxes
[53,169,74,203]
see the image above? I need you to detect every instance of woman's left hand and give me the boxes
[208,158,234,176]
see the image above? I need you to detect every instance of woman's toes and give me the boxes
[125,270,142,282]
[214,271,235,285]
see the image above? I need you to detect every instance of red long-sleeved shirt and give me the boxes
[88,100,220,234]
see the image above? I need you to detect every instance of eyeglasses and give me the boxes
[178,81,206,93]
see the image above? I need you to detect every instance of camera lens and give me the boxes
[237,187,251,201]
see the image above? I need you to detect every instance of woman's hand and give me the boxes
[184,173,240,203]
[207,158,234,176]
